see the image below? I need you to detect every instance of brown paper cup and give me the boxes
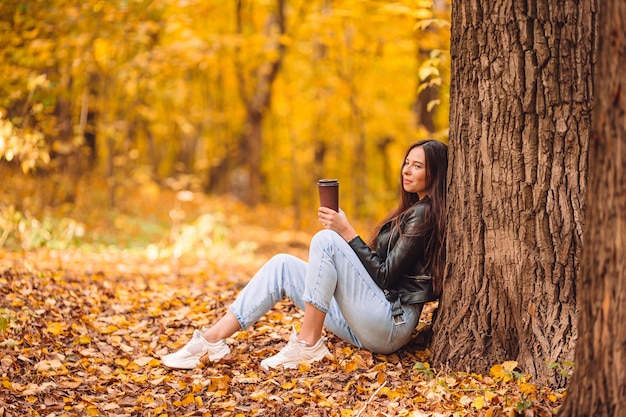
[318,179,339,212]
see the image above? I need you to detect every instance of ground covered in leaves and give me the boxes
[0,195,566,417]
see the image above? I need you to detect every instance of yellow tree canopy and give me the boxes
[0,0,450,220]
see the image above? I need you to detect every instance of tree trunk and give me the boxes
[559,0,626,414]
[242,108,264,206]
[234,0,287,206]
[431,0,595,385]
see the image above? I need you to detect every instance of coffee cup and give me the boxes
[317,179,339,212]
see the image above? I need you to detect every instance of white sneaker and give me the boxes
[260,332,330,370]
[161,329,230,369]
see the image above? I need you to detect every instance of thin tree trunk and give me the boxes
[234,0,287,206]
[349,89,367,213]
[431,0,594,385]
[243,109,264,205]
[559,0,625,414]
[413,45,438,133]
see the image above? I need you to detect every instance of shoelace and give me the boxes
[184,334,207,353]
[286,338,307,353]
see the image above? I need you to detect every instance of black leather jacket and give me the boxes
[348,198,436,305]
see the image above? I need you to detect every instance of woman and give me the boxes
[162,139,448,370]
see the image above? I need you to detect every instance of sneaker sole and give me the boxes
[260,349,330,370]
[162,346,230,370]
[161,356,201,370]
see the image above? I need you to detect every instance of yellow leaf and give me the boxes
[133,356,155,367]
[502,361,518,372]
[126,362,140,371]
[281,380,296,389]
[344,358,358,373]
[490,364,504,378]
[471,373,483,381]
[419,66,440,82]
[489,363,515,382]
[317,399,332,407]
[75,335,91,345]
[519,381,536,395]
[250,392,268,400]
[298,361,312,372]
[471,395,485,409]
[376,371,387,385]
[85,406,100,416]
[268,312,283,323]
[100,325,118,334]
[115,358,129,367]
[381,387,403,401]
[207,376,230,392]
[137,393,155,405]
[344,353,366,373]
[47,322,66,336]
[131,374,147,383]
[181,393,195,406]
[485,390,496,401]
[194,396,203,408]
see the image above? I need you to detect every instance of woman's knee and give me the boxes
[310,229,336,249]
[268,253,290,263]
[262,253,306,285]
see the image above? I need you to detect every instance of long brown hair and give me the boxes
[368,139,448,296]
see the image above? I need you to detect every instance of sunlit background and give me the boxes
[0,0,450,253]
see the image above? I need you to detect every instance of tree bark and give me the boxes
[559,0,626,414]
[431,0,595,385]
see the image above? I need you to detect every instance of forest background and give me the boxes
[0,0,450,242]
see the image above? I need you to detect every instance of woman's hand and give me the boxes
[318,207,358,242]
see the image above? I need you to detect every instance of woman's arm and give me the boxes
[348,204,427,289]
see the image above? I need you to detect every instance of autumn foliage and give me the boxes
[0,0,450,218]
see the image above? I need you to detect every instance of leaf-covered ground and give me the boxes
[0,194,566,417]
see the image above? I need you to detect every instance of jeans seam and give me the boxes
[304,236,335,312]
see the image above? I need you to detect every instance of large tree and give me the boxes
[559,0,626,414]
[431,1,595,383]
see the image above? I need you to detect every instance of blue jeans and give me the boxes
[229,230,423,354]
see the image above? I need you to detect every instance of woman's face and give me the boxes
[402,146,429,198]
